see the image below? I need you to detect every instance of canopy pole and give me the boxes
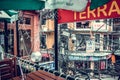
[16,20,20,57]
[4,20,8,53]
[54,9,58,70]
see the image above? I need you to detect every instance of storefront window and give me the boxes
[0,33,4,45]
[7,30,14,54]
[19,30,31,56]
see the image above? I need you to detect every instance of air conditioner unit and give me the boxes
[42,25,48,31]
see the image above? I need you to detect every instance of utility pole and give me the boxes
[54,9,58,70]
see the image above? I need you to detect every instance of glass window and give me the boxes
[96,20,100,22]
[25,17,31,25]
[109,19,112,26]
[40,35,46,49]
[19,17,31,25]
[8,30,14,53]
[76,21,90,29]
[103,35,107,50]
[103,19,107,23]
[0,34,4,45]
[95,34,100,51]
[113,18,120,23]
[41,19,46,25]
[60,24,67,29]
[0,44,4,60]
[113,18,120,31]
[113,36,119,51]
[19,30,31,56]
[76,22,82,28]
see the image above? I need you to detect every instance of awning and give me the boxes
[68,56,107,61]
[4,10,18,17]
[0,11,11,19]
[69,53,111,57]
[0,10,18,22]
[0,10,11,22]
[0,0,45,10]
[68,53,112,61]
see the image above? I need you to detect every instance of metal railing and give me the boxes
[6,53,75,80]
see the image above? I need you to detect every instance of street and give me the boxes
[79,75,119,80]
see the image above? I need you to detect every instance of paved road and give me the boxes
[78,75,119,80]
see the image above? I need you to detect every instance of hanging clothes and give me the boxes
[111,54,116,64]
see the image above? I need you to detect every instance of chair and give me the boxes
[0,58,16,80]
[11,57,17,77]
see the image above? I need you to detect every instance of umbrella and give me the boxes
[0,10,18,22]
[0,10,12,22]
[0,0,45,10]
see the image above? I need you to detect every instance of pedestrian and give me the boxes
[118,75,120,80]
[111,53,116,69]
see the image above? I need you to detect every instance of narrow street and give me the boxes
[1,0,120,80]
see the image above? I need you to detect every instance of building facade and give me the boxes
[40,16,120,76]
[58,19,112,74]
[0,11,40,57]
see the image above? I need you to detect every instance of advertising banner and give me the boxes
[58,0,120,23]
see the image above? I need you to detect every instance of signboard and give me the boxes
[86,39,95,53]
[92,22,107,31]
[58,0,120,23]
[91,20,110,31]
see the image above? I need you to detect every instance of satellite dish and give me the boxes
[31,51,42,62]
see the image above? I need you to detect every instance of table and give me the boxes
[13,70,65,80]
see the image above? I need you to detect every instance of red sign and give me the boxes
[58,0,120,24]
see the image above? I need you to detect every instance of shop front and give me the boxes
[68,52,112,72]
